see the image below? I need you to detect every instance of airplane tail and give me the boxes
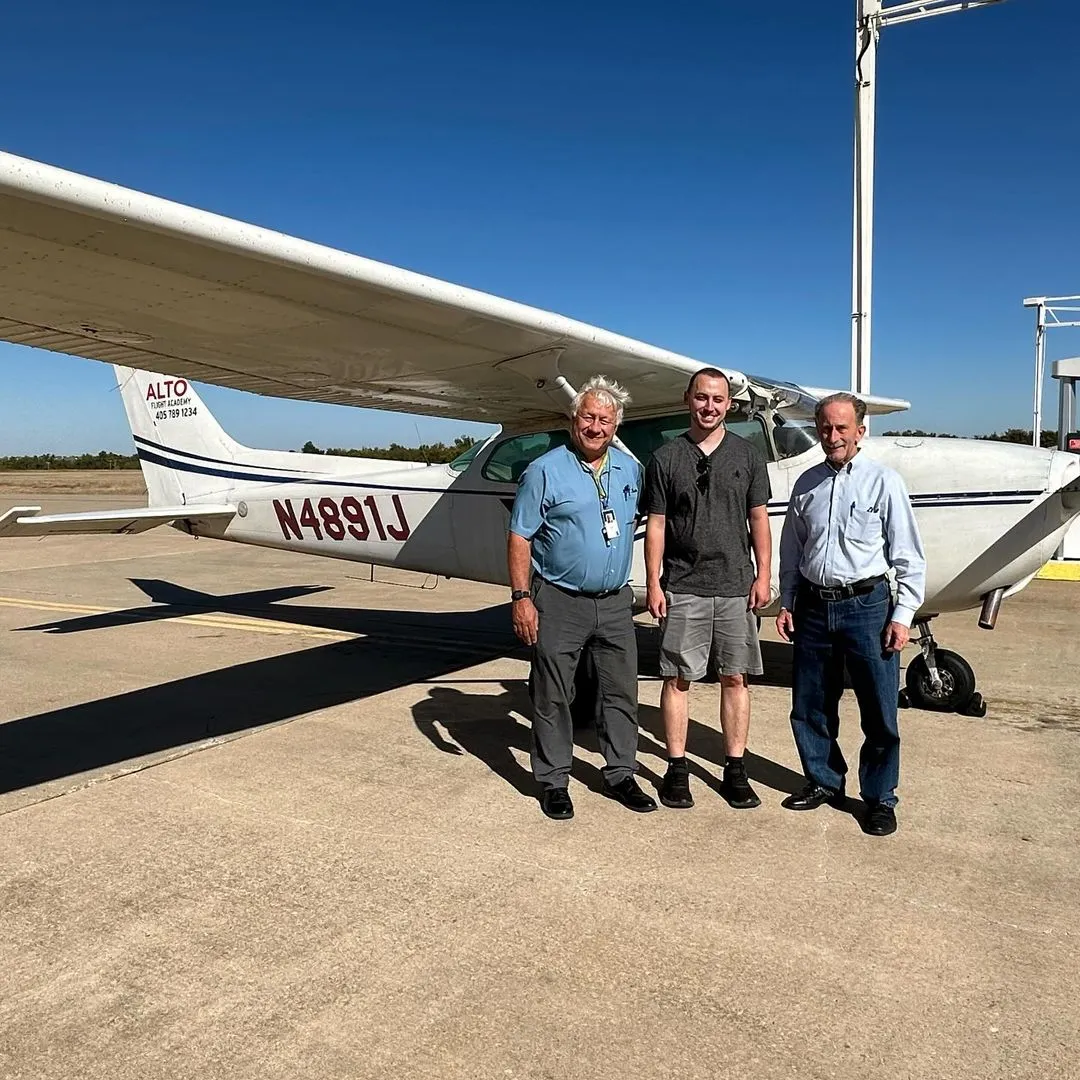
[114,365,246,505]
[114,365,431,508]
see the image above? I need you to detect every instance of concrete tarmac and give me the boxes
[1,487,1078,1079]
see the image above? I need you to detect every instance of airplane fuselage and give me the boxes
[178,426,1080,621]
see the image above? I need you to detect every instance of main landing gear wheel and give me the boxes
[904,618,988,716]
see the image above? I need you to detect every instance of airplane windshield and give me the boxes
[448,438,486,473]
[772,418,819,459]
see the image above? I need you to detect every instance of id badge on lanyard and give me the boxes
[601,507,620,542]
[591,453,619,544]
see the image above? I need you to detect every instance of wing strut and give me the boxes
[494,349,578,416]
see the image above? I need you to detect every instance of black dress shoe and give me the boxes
[659,765,694,809]
[862,803,897,837]
[720,764,761,809]
[601,776,658,813]
[781,783,841,811]
[539,787,574,820]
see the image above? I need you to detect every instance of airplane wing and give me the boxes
[0,151,753,426]
[796,386,909,416]
[0,504,237,538]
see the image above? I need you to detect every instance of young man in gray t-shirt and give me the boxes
[643,367,772,810]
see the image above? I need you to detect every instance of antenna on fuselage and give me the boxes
[413,421,431,466]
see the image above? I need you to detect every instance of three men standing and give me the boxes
[508,375,657,820]
[776,393,926,836]
[643,368,773,811]
[508,372,925,835]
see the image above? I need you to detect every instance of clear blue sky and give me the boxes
[2,0,1078,454]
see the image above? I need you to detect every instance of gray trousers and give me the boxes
[529,577,639,789]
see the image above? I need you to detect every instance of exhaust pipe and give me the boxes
[978,587,1005,630]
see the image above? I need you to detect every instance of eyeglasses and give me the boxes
[695,455,710,493]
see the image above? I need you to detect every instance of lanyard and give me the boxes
[586,452,610,506]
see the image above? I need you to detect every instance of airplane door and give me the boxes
[449,429,571,588]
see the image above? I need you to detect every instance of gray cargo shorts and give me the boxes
[659,592,763,681]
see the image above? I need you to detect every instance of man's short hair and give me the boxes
[571,374,631,426]
[814,392,867,426]
[685,367,731,396]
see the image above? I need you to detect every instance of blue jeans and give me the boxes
[790,579,901,807]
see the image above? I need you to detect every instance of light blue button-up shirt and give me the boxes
[779,451,927,626]
[509,444,640,594]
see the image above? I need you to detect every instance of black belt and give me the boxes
[540,578,624,601]
[801,575,886,602]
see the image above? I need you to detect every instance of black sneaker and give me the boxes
[720,764,761,809]
[659,764,694,809]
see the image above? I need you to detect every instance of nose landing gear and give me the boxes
[899,617,987,717]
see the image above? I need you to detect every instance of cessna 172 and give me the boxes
[1,151,1078,717]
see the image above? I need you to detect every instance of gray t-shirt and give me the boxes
[643,431,771,597]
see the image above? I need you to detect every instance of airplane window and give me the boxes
[619,410,775,464]
[480,409,781,484]
[727,417,772,461]
[448,438,485,473]
[772,419,819,460]
[617,413,691,463]
[482,429,571,483]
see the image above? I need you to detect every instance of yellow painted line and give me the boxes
[0,595,357,640]
[1037,561,1080,581]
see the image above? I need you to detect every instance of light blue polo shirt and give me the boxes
[509,444,641,595]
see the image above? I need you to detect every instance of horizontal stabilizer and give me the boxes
[0,504,236,538]
[797,386,911,416]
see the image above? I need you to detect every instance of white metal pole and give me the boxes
[851,0,880,401]
[1057,374,1073,452]
[850,0,1004,421]
[1033,303,1045,447]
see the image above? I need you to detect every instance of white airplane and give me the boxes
[1,151,1078,717]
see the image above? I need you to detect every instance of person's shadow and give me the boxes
[410,673,854,813]
[412,682,610,797]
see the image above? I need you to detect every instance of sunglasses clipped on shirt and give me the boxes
[695,455,710,493]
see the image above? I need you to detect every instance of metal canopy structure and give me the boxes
[851,0,1006,404]
[1023,295,1080,447]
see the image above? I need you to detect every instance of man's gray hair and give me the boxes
[814,391,867,426]
[571,374,632,425]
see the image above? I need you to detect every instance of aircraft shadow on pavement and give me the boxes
[3,578,803,799]
[15,578,514,642]
[1,587,526,795]
[18,576,795,692]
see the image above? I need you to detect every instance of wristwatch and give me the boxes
[511,589,531,601]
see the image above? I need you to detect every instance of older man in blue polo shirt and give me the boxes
[508,374,657,820]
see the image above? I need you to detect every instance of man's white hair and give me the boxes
[570,374,631,426]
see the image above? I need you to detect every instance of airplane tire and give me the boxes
[905,650,978,713]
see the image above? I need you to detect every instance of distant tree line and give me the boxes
[2,429,1065,470]
[0,437,479,470]
[299,435,478,463]
[0,451,142,471]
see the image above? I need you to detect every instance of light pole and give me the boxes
[851,0,1006,404]
[1023,295,1080,447]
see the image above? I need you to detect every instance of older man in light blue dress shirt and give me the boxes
[776,392,926,837]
